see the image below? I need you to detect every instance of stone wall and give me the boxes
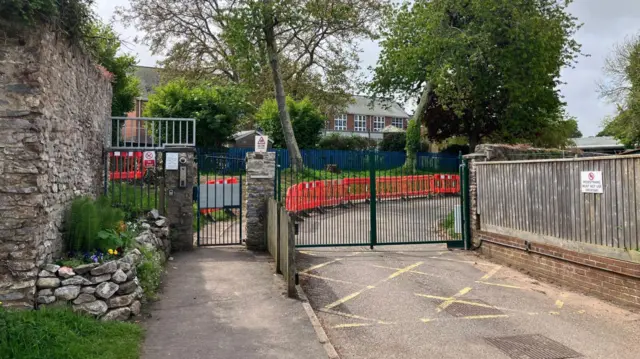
[34,213,169,320]
[245,152,276,251]
[0,26,112,307]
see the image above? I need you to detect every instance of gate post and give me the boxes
[165,151,195,251]
[369,151,377,249]
[245,152,276,251]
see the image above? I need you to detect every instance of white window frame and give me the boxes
[392,117,404,128]
[334,114,347,131]
[373,116,385,132]
[354,115,367,132]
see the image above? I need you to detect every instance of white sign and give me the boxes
[165,153,179,170]
[581,171,603,193]
[143,151,156,168]
[255,135,268,153]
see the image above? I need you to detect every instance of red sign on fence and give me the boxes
[143,151,156,168]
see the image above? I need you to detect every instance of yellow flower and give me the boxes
[113,250,118,255]
[108,249,114,255]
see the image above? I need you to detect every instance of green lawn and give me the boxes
[0,307,143,359]
[441,210,462,240]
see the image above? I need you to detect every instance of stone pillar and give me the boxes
[165,151,195,251]
[245,152,276,251]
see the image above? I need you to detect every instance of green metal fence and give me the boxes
[279,150,470,248]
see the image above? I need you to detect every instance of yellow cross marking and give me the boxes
[319,308,392,324]
[462,314,509,320]
[475,281,521,289]
[436,287,472,312]
[298,272,359,285]
[332,323,372,329]
[370,264,438,277]
[480,265,502,281]
[324,262,423,309]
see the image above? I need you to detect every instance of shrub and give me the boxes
[255,97,326,149]
[137,246,164,300]
[379,133,406,152]
[64,196,124,252]
[318,133,376,150]
[404,119,421,172]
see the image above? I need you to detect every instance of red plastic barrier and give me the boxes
[284,174,460,212]
[200,178,240,214]
[109,151,145,180]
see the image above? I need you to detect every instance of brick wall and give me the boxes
[477,231,640,308]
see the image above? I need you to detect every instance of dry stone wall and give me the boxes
[0,27,112,307]
[34,214,169,320]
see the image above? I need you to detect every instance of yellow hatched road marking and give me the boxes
[475,281,521,289]
[555,300,564,309]
[300,259,342,274]
[324,262,423,309]
[298,272,359,285]
[319,308,392,324]
[332,323,372,329]
[370,264,438,277]
[462,314,509,320]
[436,287,472,312]
[480,265,502,281]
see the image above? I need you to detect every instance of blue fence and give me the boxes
[197,147,459,173]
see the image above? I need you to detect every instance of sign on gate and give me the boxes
[581,171,603,193]
[143,151,156,168]
[255,135,268,152]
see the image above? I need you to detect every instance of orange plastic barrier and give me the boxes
[284,174,460,212]
[109,152,145,180]
[200,178,239,215]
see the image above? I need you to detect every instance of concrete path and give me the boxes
[298,245,640,359]
[142,246,327,359]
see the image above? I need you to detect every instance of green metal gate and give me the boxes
[196,150,245,246]
[278,150,471,249]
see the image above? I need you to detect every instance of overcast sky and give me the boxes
[97,0,640,137]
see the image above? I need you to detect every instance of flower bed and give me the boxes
[35,208,170,321]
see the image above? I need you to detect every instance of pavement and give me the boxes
[298,245,640,359]
[141,246,327,359]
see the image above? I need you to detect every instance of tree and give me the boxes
[116,0,388,168]
[85,22,140,116]
[255,97,325,149]
[318,134,375,150]
[379,133,406,152]
[370,0,582,151]
[404,119,420,172]
[598,34,640,148]
[143,80,252,148]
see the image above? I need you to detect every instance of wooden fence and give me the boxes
[476,155,640,251]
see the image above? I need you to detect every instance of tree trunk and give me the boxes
[404,82,432,171]
[262,0,304,170]
[468,133,479,153]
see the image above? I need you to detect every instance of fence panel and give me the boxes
[476,155,640,250]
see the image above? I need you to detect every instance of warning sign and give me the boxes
[143,151,156,168]
[581,171,603,193]
[255,135,268,153]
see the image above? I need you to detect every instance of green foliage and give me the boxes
[84,23,140,116]
[598,34,640,148]
[136,246,164,300]
[144,80,252,148]
[65,197,124,252]
[441,210,461,240]
[106,182,159,220]
[317,133,376,150]
[404,119,421,172]
[371,0,582,148]
[440,144,470,156]
[0,307,143,359]
[379,133,406,152]
[0,0,95,44]
[255,97,326,149]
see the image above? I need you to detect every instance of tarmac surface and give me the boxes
[142,246,326,359]
[298,245,640,359]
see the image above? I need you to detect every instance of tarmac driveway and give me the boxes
[298,245,640,359]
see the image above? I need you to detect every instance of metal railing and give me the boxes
[109,117,196,150]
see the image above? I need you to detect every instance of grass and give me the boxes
[0,307,143,359]
[136,246,164,300]
[441,210,462,240]
[106,182,159,220]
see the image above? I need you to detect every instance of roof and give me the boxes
[571,136,625,149]
[134,66,161,100]
[231,130,274,143]
[345,95,409,118]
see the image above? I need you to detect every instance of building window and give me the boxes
[392,117,404,128]
[354,115,367,132]
[334,114,347,131]
[373,116,385,131]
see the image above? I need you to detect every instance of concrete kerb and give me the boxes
[296,284,340,359]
